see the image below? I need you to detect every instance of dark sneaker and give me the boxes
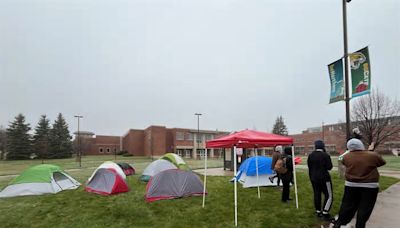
[315,211,322,218]
[269,176,274,183]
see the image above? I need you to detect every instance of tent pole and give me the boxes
[292,145,299,209]
[234,145,238,227]
[202,148,207,208]
[255,148,260,199]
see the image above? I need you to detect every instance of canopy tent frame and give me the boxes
[202,129,297,227]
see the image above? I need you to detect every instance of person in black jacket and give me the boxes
[307,140,334,221]
[281,147,293,203]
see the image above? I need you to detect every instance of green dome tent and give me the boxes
[0,164,80,198]
[160,153,190,170]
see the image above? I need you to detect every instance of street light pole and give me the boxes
[195,113,202,159]
[343,0,351,140]
[74,115,83,168]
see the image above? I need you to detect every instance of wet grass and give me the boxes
[0,166,398,228]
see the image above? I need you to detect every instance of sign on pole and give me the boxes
[328,59,345,103]
[350,47,371,97]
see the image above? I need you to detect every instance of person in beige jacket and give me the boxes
[333,138,386,228]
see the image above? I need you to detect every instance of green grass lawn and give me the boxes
[0,156,398,228]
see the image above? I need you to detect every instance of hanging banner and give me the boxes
[328,58,345,104]
[350,47,371,97]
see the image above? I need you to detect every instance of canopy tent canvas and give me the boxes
[204,129,297,227]
[0,164,80,198]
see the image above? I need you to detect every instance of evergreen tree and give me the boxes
[6,114,32,160]
[49,113,73,158]
[33,115,51,159]
[0,126,7,160]
[272,115,289,136]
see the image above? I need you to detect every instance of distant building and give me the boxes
[291,117,400,155]
[74,126,229,159]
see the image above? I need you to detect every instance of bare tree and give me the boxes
[351,89,400,150]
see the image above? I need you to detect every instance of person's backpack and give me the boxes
[274,157,288,174]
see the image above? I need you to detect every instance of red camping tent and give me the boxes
[203,129,297,227]
[85,168,129,195]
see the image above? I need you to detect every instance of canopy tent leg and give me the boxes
[234,146,238,227]
[255,148,260,199]
[202,148,207,208]
[292,145,299,209]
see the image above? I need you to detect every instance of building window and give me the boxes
[176,132,184,140]
[326,145,337,154]
[185,149,192,158]
[205,134,213,141]
[106,148,111,153]
[197,149,205,159]
[176,149,184,157]
[295,146,305,154]
[196,134,203,143]
[99,147,104,153]
[185,133,193,141]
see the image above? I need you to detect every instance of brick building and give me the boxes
[291,118,400,155]
[75,126,228,159]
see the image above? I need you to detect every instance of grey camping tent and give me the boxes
[145,169,206,202]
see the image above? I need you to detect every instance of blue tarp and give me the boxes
[236,156,273,180]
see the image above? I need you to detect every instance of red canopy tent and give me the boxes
[202,129,298,227]
[206,129,293,148]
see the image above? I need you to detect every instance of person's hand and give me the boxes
[368,142,375,151]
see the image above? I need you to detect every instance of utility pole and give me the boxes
[74,115,83,168]
[195,113,202,159]
[343,0,351,140]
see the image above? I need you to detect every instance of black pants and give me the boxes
[335,186,379,228]
[311,180,333,213]
[271,174,281,186]
[281,173,292,201]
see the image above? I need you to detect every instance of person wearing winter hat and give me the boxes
[269,145,283,186]
[307,140,334,221]
[333,138,386,228]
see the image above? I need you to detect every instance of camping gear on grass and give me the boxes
[160,153,190,170]
[85,168,129,195]
[235,156,276,188]
[0,164,80,198]
[206,129,296,226]
[88,161,126,182]
[145,169,206,202]
[117,162,135,176]
[140,159,177,182]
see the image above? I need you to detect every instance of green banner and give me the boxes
[328,59,345,104]
[350,47,371,97]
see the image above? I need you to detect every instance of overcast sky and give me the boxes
[0,0,399,136]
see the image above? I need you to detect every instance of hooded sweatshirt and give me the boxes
[343,139,386,188]
[307,142,333,183]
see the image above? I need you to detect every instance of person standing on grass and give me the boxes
[269,145,283,186]
[333,138,386,228]
[307,140,334,221]
[281,147,293,203]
